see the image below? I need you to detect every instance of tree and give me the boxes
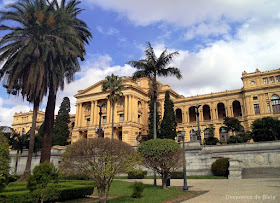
[0,134,10,193]
[251,117,280,142]
[0,0,53,178]
[223,117,242,135]
[127,42,182,139]
[148,96,160,140]
[138,139,184,189]
[60,138,140,203]
[102,74,124,139]
[27,162,59,203]
[52,97,71,145]
[159,91,177,139]
[38,0,92,163]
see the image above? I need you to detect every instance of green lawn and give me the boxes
[114,175,226,179]
[64,180,201,203]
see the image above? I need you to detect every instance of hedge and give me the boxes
[0,181,94,203]
[127,170,147,179]
[211,158,229,177]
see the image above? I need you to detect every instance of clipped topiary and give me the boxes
[211,158,229,177]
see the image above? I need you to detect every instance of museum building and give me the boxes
[71,68,280,145]
[12,68,280,146]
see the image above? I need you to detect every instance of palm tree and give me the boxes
[102,74,124,139]
[0,0,92,165]
[0,0,52,178]
[127,42,182,139]
[38,0,92,163]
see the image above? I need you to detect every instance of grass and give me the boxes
[114,175,226,179]
[62,180,201,203]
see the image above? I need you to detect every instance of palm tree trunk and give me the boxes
[111,104,115,139]
[14,149,19,174]
[40,82,56,163]
[153,73,157,186]
[22,98,39,179]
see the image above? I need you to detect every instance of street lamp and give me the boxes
[194,105,201,143]
[97,103,105,138]
[181,128,188,190]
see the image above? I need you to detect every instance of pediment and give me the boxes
[75,80,104,97]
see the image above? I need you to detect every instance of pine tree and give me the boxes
[52,97,71,146]
[148,96,160,140]
[159,91,177,139]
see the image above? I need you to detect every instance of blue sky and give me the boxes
[1,0,280,126]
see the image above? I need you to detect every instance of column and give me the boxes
[79,103,83,127]
[90,101,94,125]
[75,103,79,127]
[128,95,132,121]
[107,100,111,123]
[125,95,128,121]
[94,101,98,125]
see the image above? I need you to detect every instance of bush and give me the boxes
[0,135,10,193]
[8,174,21,183]
[227,132,251,144]
[59,173,92,180]
[169,171,183,179]
[204,137,219,145]
[131,181,144,198]
[128,170,147,179]
[211,158,229,177]
[0,181,94,202]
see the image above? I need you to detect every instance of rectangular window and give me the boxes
[253,96,258,100]
[263,77,268,84]
[267,102,271,113]
[103,116,107,124]
[138,115,141,123]
[269,76,275,83]
[87,118,90,126]
[276,76,280,82]
[120,114,124,122]
[254,104,260,115]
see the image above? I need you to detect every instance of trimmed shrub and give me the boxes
[128,170,147,179]
[59,173,92,180]
[169,171,183,179]
[227,132,251,144]
[131,181,144,198]
[0,181,94,202]
[211,158,229,177]
[204,137,219,145]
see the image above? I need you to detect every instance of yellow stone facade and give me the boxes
[12,110,45,135]
[12,111,75,136]
[72,69,280,145]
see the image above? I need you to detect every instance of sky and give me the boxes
[1,0,280,126]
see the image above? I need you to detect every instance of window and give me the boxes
[271,94,280,113]
[137,81,140,86]
[120,114,124,122]
[269,76,275,83]
[254,104,260,115]
[263,77,268,84]
[253,96,258,100]
[138,115,141,123]
[120,101,125,106]
[267,102,271,113]
[103,116,107,124]
[87,118,90,126]
[276,76,280,82]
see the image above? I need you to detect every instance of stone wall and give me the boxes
[10,149,64,175]
[10,141,280,179]
[185,141,280,178]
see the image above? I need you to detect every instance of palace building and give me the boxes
[12,111,75,136]
[72,68,280,145]
[13,68,280,146]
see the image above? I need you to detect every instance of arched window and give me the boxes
[271,94,280,113]
[120,100,125,106]
[176,108,182,123]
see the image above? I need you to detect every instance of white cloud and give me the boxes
[96,25,119,36]
[85,0,280,38]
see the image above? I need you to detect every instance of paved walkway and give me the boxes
[123,178,280,202]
